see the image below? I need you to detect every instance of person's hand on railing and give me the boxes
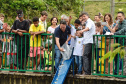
[9,37,13,40]
[17,32,23,36]
[32,34,36,40]
[3,23,8,29]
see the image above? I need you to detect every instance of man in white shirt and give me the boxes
[80,12,95,75]
[39,11,48,31]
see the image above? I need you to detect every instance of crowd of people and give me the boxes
[0,9,126,75]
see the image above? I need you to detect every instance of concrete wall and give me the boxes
[0,72,126,84]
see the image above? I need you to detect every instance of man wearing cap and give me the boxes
[11,9,29,72]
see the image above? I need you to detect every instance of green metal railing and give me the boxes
[0,32,55,74]
[92,35,126,78]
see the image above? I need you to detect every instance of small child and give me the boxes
[44,43,54,71]
[73,29,84,74]
[95,22,102,73]
[74,19,82,30]
[29,17,45,70]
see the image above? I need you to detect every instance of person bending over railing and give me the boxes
[29,17,45,71]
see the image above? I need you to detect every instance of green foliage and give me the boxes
[120,49,125,59]
[108,47,121,62]
[0,0,84,26]
[100,51,111,62]
[111,43,120,48]
[100,43,126,63]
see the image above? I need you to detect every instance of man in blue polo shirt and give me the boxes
[54,20,71,70]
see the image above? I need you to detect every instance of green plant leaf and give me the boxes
[120,49,125,59]
[109,55,115,63]
[108,47,121,63]
[100,51,111,62]
[111,43,120,48]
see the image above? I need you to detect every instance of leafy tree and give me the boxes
[0,0,84,25]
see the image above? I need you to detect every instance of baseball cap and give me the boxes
[18,12,23,18]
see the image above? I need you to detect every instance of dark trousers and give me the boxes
[95,48,100,73]
[17,44,29,69]
[83,43,92,75]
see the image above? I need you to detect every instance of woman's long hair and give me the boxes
[104,13,113,26]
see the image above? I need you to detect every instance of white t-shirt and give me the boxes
[47,26,57,34]
[73,36,84,56]
[70,26,76,48]
[95,32,101,48]
[83,18,95,44]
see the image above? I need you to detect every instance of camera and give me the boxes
[0,20,3,27]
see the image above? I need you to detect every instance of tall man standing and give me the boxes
[110,12,126,75]
[12,9,29,72]
[80,12,95,75]
[54,20,71,70]
[39,11,48,31]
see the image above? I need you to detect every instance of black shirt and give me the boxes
[54,25,71,46]
[12,20,29,45]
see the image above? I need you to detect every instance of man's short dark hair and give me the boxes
[79,14,83,18]
[118,11,125,16]
[81,12,89,17]
[60,20,67,25]
[95,15,101,19]
[16,9,23,14]
[33,17,39,22]
[74,19,81,25]
[40,11,48,16]
[95,22,101,27]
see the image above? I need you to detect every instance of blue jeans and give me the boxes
[55,45,62,70]
[114,54,122,74]
[75,56,82,74]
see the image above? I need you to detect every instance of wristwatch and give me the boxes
[17,29,20,32]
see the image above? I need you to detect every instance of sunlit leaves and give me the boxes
[111,43,120,48]
[100,51,111,62]
[100,43,126,63]
[120,49,125,59]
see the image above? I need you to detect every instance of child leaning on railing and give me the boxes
[44,43,54,71]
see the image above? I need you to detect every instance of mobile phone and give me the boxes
[116,20,120,24]
[101,22,107,26]
[0,20,3,27]
[99,12,101,16]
